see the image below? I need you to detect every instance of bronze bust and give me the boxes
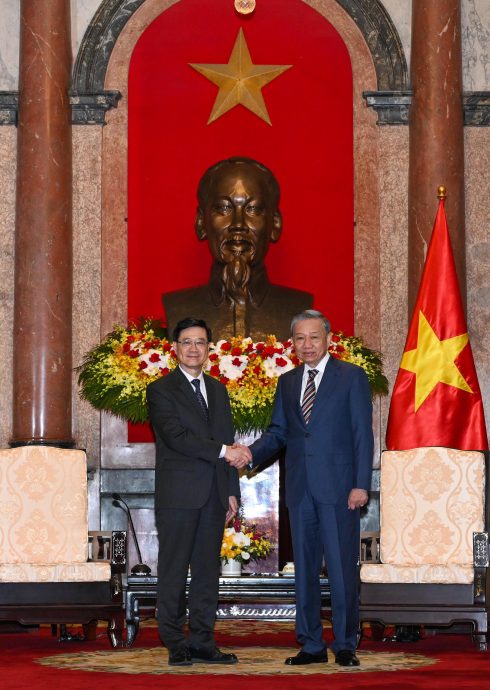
[163,157,312,341]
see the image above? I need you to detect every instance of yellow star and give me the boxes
[189,28,291,125]
[400,311,473,411]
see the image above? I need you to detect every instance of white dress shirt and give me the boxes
[300,352,330,400]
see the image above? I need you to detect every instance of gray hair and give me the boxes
[290,310,331,335]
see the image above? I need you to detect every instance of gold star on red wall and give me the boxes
[189,28,291,125]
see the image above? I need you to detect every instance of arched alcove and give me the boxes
[73,0,408,93]
[86,0,384,470]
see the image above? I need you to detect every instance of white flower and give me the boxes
[263,355,295,378]
[138,350,173,376]
[216,354,248,380]
[241,552,251,560]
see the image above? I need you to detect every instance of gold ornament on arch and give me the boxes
[234,0,256,16]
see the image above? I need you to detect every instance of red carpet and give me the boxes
[1,622,488,689]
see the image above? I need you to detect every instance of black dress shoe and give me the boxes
[168,647,192,666]
[285,650,328,665]
[189,647,238,664]
[335,649,360,666]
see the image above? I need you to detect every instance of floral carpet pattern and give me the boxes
[37,646,437,676]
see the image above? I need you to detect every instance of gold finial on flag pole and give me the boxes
[437,185,446,199]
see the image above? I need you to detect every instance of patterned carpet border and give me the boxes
[36,646,438,676]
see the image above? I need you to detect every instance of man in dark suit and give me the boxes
[227,309,373,667]
[147,317,248,666]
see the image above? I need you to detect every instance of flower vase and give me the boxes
[221,558,242,576]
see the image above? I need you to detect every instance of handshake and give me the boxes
[224,443,252,469]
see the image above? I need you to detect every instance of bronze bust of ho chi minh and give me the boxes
[162,156,313,342]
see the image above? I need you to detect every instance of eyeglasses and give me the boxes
[177,339,209,348]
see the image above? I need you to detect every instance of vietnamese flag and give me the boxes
[386,194,488,451]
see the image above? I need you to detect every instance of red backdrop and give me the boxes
[127,0,354,440]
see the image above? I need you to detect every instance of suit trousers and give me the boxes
[155,475,226,653]
[288,488,360,654]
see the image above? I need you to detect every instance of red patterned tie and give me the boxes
[301,369,318,423]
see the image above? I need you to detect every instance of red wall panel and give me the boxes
[128,0,354,334]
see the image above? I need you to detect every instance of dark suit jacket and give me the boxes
[250,357,373,506]
[147,367,240,510]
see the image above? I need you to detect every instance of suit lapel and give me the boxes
[291,364,306,423]
[203,375,216,422]
[308,356,340,423]
[174,367,208,423]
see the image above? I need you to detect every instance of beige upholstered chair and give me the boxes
[360,447,489,650]
[0,446,126,645]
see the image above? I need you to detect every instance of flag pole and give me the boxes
[437,185,446,200]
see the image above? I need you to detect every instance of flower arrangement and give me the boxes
[78,319,388,434]
[221,512,273,565]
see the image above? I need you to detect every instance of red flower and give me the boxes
[331,334,340,343]
[253,365,261,375]
[231,346,242,356]
[275,357,287,367]
[129,349,140,358]
[163,342,172,352]
[262,345,275,358]
[220,342,232,352]
[220,375,229,385]
[126,335,135,343]
[159,367,170,375]
[232,357,242,367]
[209,353,219,361]
[336,344,345,353]
[139,361,148,370]
[149,352,161,363]
[209,365,220,377]
[256,342,264,351]
[246,342,254,352]
[122,343,131,353]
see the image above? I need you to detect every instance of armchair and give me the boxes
[0,446,126,646]
[360,447,489,650]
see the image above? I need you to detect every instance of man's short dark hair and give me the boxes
[197,156,280,208]
[172,317,212,343]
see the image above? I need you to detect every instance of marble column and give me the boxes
[408,0,465,314]
[11,0,73,446]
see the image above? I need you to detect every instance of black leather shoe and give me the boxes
[335,649,360,666]
[168,647,192,666]
[285,650,328,665]
[189,647,238,664]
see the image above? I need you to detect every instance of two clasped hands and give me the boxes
[224,443,252,469]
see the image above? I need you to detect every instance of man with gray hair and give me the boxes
[226,309,373,666]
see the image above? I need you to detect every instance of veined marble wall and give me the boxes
[0,128,16,448]
[465,127,490,433]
